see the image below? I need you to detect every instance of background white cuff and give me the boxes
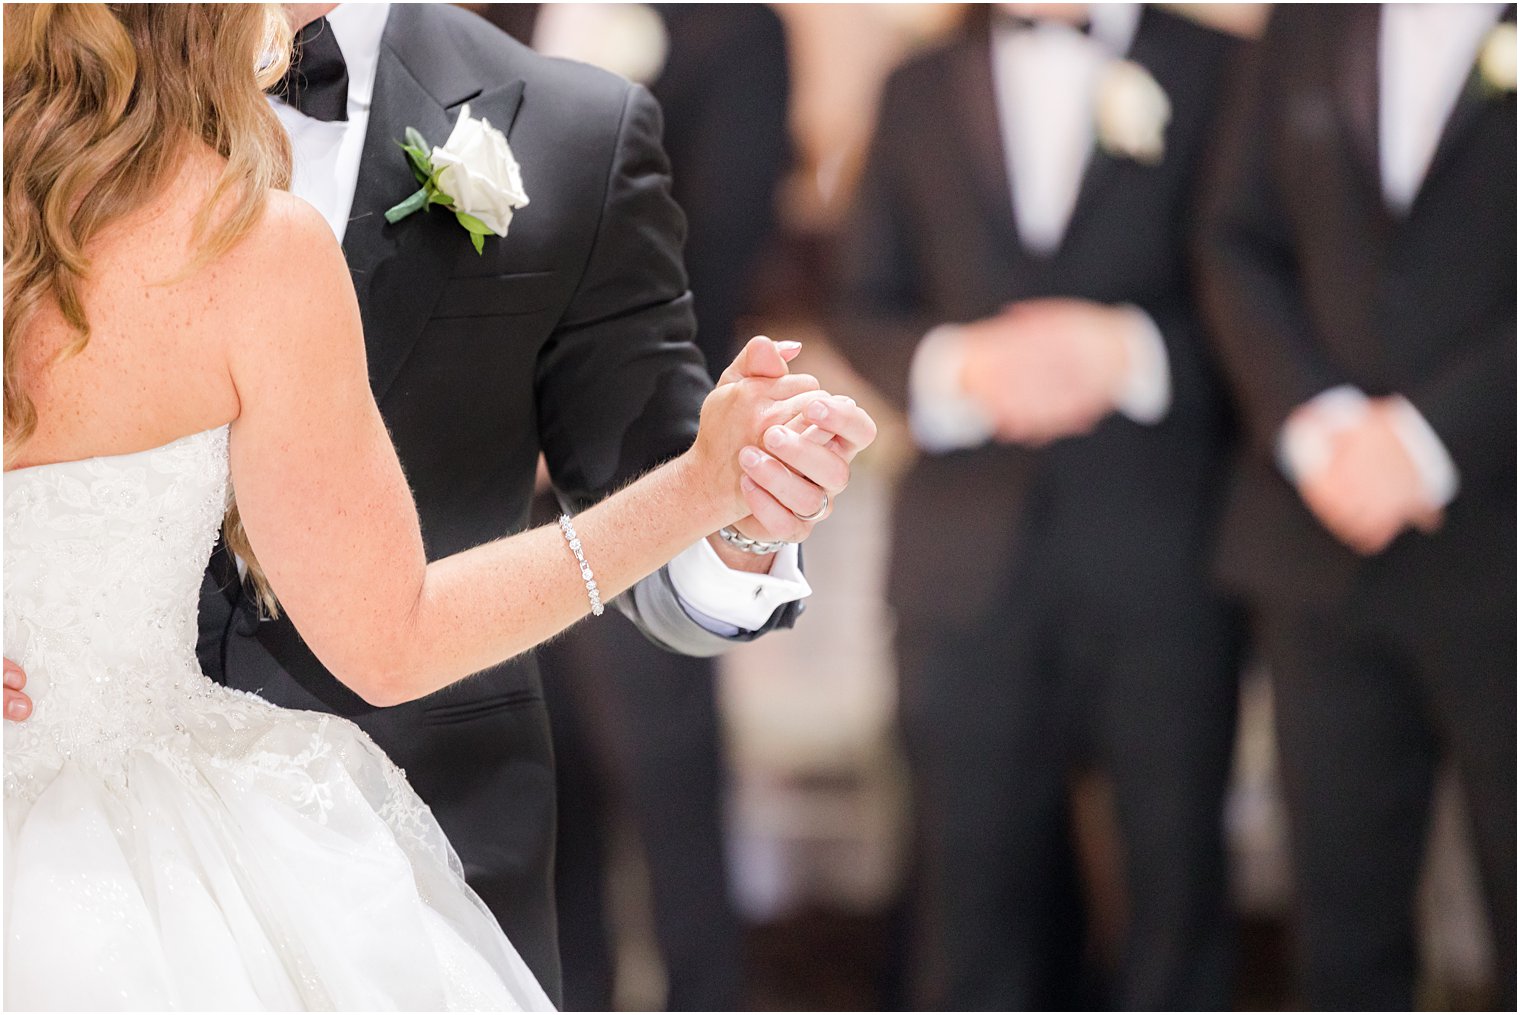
[668,537,811,634]
[1385,396,1460,509]
[1277,385,1370,481]
[907,325,996,453]
[1112,305,1172,425]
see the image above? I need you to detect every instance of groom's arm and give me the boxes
[534,83,802,656]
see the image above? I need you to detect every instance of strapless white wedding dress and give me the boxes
[3,426,554,1011]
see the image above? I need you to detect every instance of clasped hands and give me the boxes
[1289,397,1443,556]
[958,298,1136,446]
[694,336,877,553]
[953,302,1442,557]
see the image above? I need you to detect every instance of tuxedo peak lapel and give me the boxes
[343,47,450,300]
[346,5,526,402]
[950,25,1022,264]
[1327,4,1395,230]
[1336,4,1381,182]
[379,2,498,111]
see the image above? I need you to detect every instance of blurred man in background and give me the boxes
[832,4,1243,1008]
[1197,5,1516,1008]
[476,4,793,1008]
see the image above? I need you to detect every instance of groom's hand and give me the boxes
[717,333,803,386]
[4,659,32,722]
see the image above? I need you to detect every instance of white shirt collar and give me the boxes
[322,2,391,114]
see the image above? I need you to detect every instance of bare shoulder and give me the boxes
[246,188,337,252]
[224,188,348,294]
[216,189,360,357]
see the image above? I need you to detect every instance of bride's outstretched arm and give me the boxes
[224,196,828,706]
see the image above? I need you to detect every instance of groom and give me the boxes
[5,3,874,1005]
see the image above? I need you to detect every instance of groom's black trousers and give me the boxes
[897,521,1242,1011]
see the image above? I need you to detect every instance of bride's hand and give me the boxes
[5,659,33,722]
[682,338,832,524]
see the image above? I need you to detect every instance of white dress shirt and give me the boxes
[908,4,1172,454]
[1379,4,1504,214]
[275,4,809,633]
[1277,4,1502,508]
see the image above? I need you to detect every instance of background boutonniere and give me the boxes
[1476,22,1517,97]
[385,104,530,254]
[1094,59,1171,166]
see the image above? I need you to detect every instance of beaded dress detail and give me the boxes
[3,426,553,1011]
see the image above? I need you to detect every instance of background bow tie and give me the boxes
[270,16,349,122]
[994,9,1093,36]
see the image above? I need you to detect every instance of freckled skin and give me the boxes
[15,147,244,468]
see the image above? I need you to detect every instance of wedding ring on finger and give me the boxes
[793,491,830,524]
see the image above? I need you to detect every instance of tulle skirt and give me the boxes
[4,687,555,1011]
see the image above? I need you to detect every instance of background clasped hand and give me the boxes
[960,298,1132,447]
[710,336,878,547]
[1294,397,1443,556]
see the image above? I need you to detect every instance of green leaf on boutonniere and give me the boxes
[428,187,454,207]
[454,211,492,234]
[454,210,494,254]
[402,144,432,184]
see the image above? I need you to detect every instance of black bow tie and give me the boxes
[995,9,1092,36]
[270,17,349,123]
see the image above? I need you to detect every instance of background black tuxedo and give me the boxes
[195,5,799,1002]
[1197,6,1516,1007]
[831,8,1242,1008]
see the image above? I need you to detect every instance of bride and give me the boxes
[2,4,871,1010]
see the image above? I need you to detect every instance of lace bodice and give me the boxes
[3,426,247,779]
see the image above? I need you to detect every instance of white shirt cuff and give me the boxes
[1277,385,1371,482]
[1385,396,1460,509]
[667,537,811,635]
[907,325,996,453]
[1112,306,1172,425]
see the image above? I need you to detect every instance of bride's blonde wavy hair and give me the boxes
[4,3,293,614]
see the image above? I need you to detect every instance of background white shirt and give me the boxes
[1380,3,1504,214]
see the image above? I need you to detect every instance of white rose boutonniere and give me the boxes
[1094,59,1171,167]
[385,104,529,254]
[1478,22,1517,95]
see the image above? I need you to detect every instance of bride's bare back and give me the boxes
[11,149,260,470]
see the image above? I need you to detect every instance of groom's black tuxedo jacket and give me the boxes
[195,4,799,996]
[1197,4,1517,623]
[831,7,1240,631]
